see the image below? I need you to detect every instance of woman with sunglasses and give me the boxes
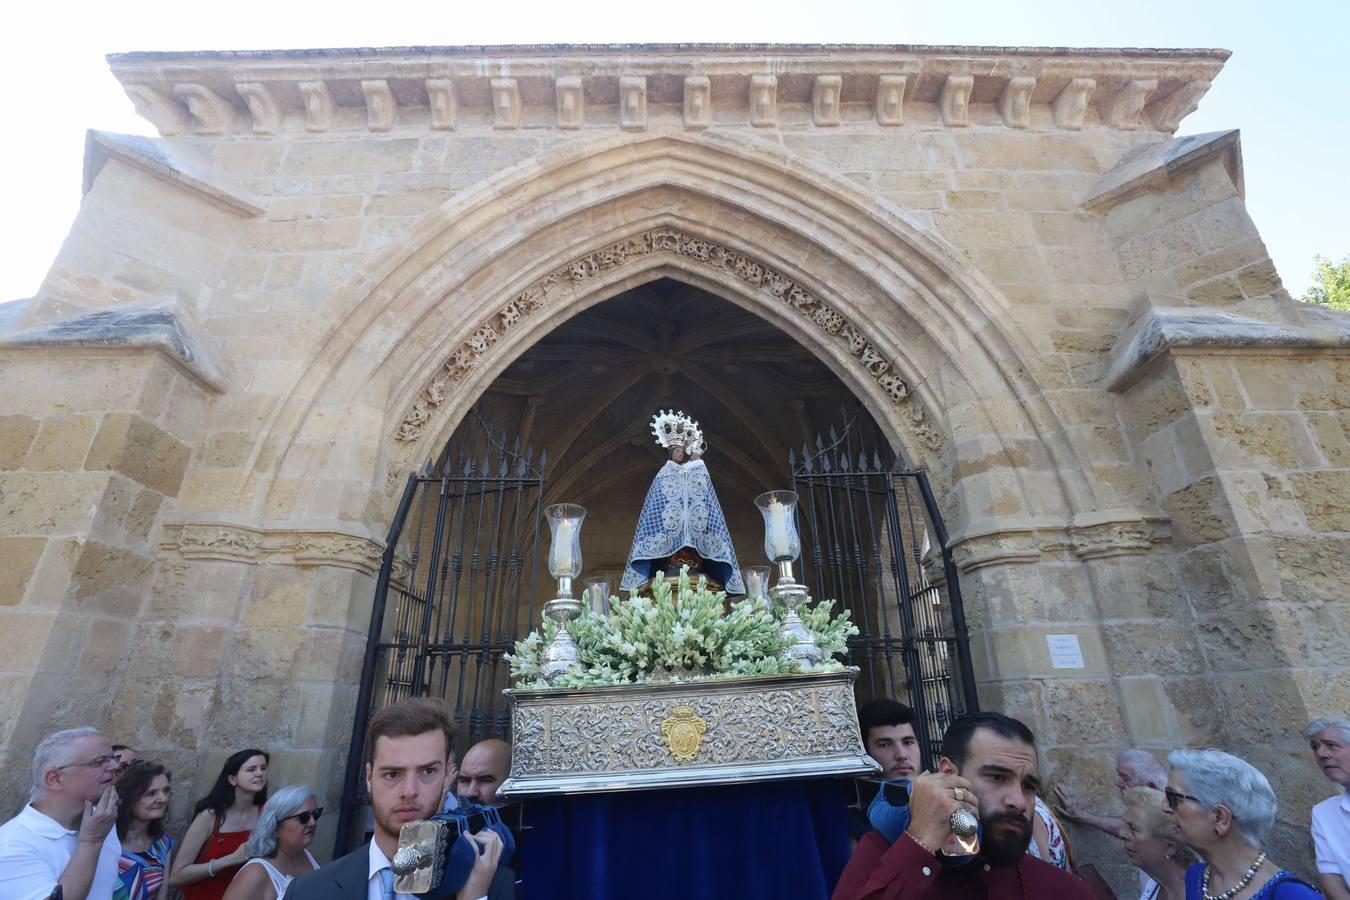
[170,749,270,900]
[113,761,174,900]
[221,786,321,900]
[1165,749,1321,899]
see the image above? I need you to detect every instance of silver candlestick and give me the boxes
[770,560,823,667]
[540,503,586,683]
[755,490,822,667]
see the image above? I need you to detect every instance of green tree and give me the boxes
[1302,255,1350,311]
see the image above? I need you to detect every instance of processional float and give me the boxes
[393,411,878,899]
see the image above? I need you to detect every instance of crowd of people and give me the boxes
[0,702,516,900]
[1,699,1345,900]
[836,703,1349,900]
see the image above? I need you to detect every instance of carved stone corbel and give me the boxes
[1052,78,1096,130]
[235,82,282,135]
[939,75,974,127]
[876,75,906,126]
[361,79,396,132]
[683,76,712,129]
[173,84,237,135]
[555,76,584,129]
[298,81,334,132]
[492,78,522,130]
[749,75,777,127]
[620,76,647,131]
[426,78,457,130]
[999,76,1036,129]
[123,84,192,136]
[812,76,842,127]
[1151,80,1210,132]
[1106,79,1157,130]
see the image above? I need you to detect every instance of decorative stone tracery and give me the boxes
[393,227,943,452]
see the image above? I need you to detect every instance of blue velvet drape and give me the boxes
[521,779,850,899]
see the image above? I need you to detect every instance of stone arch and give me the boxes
[248,130,1099,536]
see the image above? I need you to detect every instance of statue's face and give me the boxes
[671,446,686,462]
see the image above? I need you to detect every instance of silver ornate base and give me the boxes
[539,595,583,682]
[498,668,877,798]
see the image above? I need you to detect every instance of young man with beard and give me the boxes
[832,712,1095,900]
[283,699,513,900]
[848,700,924,843]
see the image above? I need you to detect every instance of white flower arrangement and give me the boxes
[506,567,859,689]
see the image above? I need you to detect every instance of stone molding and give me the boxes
[949,513,1171,571]
[392,226,943,452]
[82,131,264,218]
[106,44,1225,137]
[1106,306,1350,392]
[1082,129,1242,212]
[161,521,393,577]
[0,302,231,394]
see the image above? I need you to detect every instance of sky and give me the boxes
[1,0,1345,301]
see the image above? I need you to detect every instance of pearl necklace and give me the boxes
[1201,850,1267,900]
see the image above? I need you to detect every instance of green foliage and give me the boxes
[1302,255,1350,311]
[505,567,859,689]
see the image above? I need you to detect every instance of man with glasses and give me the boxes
[0,727,122,900]
[110,746,139,781]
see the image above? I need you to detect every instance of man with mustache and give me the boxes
[832,712,1095,899]
[284,699,513,900]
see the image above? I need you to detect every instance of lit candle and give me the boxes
[767,500,792,560]
[551,520,575,576]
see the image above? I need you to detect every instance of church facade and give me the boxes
[1,44,1346,873]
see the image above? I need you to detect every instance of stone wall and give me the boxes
[1,45,1344,883]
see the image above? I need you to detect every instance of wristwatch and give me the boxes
[48,887,64,900]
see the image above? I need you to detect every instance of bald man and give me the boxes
[458,740,511,808]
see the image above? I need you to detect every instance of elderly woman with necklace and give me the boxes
[1165,749,1321,900]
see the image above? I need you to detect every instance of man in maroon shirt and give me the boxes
[832,712,1096,900]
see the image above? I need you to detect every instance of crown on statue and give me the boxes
[650,410,704,451]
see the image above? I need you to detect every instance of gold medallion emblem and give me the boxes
[660,705,707,762]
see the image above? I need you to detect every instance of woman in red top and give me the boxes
[169,749,269,900]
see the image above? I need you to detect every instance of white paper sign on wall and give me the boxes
[1047,634,1085,669]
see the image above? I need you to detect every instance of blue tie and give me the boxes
[379,866,394,900]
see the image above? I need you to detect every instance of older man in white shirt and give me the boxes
[0,727,122,900]
[1308,717,1350,900]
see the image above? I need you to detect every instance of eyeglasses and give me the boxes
[282,808,324,826]
[58,754,118,771]
[1163,787,1203,810]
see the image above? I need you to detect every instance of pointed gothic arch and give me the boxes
[249,130,1099,538]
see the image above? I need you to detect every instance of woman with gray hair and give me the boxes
[220,786,320,900]
[1166,749,1320,899]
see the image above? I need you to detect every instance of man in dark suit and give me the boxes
[284,698,514,900]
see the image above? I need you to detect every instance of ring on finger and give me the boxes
[953,786,965,803]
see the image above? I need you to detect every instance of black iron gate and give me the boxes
[336,417,546,853]
[791,418,978,766]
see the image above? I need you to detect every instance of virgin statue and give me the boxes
[620,411,745,595]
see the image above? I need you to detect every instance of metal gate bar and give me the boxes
[792,417,978,767]
[336,417,545,855]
